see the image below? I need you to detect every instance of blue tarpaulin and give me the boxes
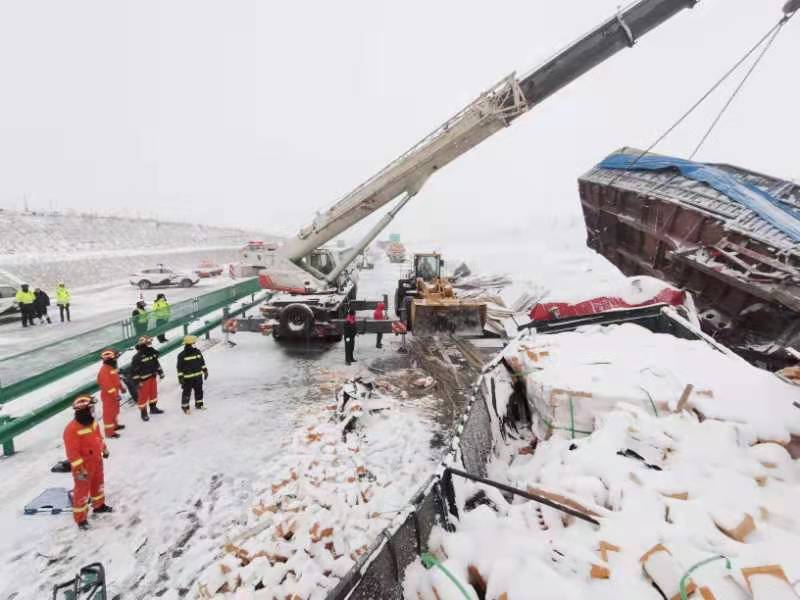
[600,153,800,243]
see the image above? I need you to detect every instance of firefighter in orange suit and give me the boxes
[97,349,126,438]
[63,396,112,530]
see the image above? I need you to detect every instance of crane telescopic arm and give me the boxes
[278,0,700,266]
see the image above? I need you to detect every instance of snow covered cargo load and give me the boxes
[579,148,800,370]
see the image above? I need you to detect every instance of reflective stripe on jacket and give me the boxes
[97,364,122,398]
[177,346,207,381]
[63,420,105,471]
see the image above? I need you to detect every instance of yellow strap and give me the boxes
[183,372,203,379]
[71,458,84,467]
[106,388,116,393]
[77,428,93,436]
[91,494,105,501]
[184,355,201,361]
[103,423,115,429]
[72,505,89,513]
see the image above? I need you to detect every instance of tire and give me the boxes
[180,279,193,288]
[138,280,152,290]
[279,303,315,338]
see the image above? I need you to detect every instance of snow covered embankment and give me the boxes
[405,323,800,600]
[0,209,275,289]
[196,382,439,599]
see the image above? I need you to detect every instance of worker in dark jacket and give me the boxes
[177,335,208,414]
[343,309,358,365]
[34,288,52,324]
[130,336,165,421]
[15,284,36,327]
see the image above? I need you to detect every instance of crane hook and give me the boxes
[785,0,800,15]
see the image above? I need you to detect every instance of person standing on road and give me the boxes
[132,300,149,336]
[55,282,71,322]
[34,287,52,324]
[373,301,386,349]
[343,308,358,365]
[152,293,171,343]
[97,349,126,438]
[177,335,208,414]
[63,395,112,530]
[131,336,165,421]
[15,284,36,328]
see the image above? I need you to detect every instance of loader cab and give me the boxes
[413,253,443,282]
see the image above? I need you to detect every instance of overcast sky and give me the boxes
[0,0,797,244]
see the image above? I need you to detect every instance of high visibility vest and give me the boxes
[15,290,35,305]
[153,299,171,319]
[56,286,71,304]
[134,308,149,324]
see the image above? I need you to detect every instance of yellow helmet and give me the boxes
[183,335,198,345]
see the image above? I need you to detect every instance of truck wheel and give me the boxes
[138,280,152,290]
[180,279,193,287]
[279,303,315,338]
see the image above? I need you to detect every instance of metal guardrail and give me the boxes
[0,279,262,405]
[0,292,268,456]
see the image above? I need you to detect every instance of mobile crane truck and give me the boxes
[250,0,703,341]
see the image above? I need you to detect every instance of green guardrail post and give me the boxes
[183,323,189,336]
[204,321,211,340]
[0,415,15,455]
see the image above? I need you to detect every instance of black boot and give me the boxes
[140,408,149,421]
[182,406,190,415]
[107,432,121,439]
[115,424,126,431]
[195,402,205,410]
[150,405,164,415]
[93,504,113,514]
[78,521,90,530]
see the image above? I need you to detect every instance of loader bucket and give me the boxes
[411,300,487,337]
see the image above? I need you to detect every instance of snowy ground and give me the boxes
[0,258,443,599]
[0,229,655,599]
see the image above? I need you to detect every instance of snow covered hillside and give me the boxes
[0,209,276,289]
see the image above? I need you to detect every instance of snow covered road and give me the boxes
[0,259,442,599]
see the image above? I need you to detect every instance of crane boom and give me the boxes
[278,0,699,266]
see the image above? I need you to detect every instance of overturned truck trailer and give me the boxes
[579,148,800,370]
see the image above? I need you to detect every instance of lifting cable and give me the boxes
[616,9,795,176]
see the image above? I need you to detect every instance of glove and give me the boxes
[203,370,209,381]
[159,372,165,380]
[178,377,184,386]
[121,387,127,394]
[75,468,88,481]
[102,448,110,459]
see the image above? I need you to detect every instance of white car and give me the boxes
[0,284,18,315]
[129,266,199,289]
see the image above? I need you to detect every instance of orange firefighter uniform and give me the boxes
[97,350,126,437]
[63,396,109,527]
